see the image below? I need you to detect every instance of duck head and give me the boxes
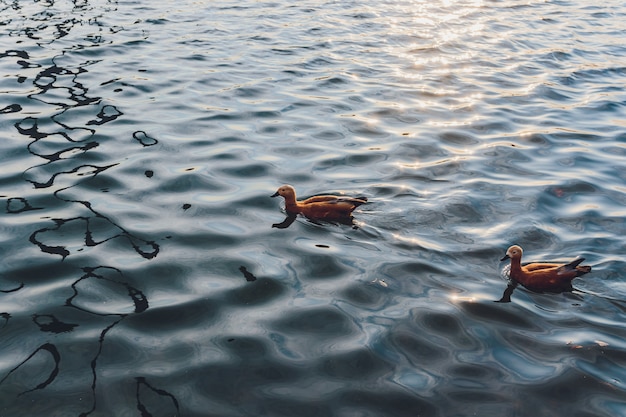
[501,245,523,261]
[271,184,296,200]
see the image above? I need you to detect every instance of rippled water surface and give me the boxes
[1,0,626,415]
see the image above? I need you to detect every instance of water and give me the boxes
[1,0,626,415]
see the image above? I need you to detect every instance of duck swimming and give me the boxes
[500,245,591,292]
[271,184,367,221]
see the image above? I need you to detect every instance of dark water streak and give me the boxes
[0,0,169,415]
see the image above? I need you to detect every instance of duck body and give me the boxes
[500,245,591,292]
[271,185,367,220]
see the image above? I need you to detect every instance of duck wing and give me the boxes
[302,195,367,206]
[523,262,564,272]
[302,195,341,204]
[335,196,367,207]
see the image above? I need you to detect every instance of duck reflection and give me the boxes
[496,282,518,303]
[496,280,579,303]
[271,184,367,228]
[272,212,361,229]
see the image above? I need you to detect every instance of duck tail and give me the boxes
[576,265,592,274]
[565,258,585,269]
[563,258,591,276]
[341,197,367,207]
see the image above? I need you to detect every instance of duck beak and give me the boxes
[500,254,510,261]
[271,191,279,197]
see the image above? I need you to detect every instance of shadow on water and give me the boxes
[0,2,179,415]
[0,266,165,415]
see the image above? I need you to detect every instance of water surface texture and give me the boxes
[1,0,626,416]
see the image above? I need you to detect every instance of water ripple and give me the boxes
[1,0,626,415]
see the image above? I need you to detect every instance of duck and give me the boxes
[500,245,591,292]
[271,184,367,221]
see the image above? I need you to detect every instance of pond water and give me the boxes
[1,0,626,416]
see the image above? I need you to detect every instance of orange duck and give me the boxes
[500,245,591,292]
[271,184,367,221]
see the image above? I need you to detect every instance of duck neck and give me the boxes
[284,197,299,212]
[509,256,522,273]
